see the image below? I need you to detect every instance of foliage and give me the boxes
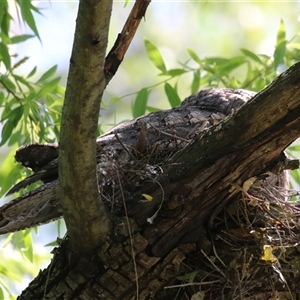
[0,2,62,298]
[117,20,300,121]
[0,1,300,298]
[0,2,64,197]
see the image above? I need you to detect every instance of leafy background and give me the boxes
[0,1,300,298]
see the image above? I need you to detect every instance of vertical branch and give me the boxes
[59,0,151,253]
[59,0,113,253]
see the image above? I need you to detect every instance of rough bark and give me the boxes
[5,61,300,298]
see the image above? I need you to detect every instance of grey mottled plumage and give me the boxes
[1,88,257,234]
[7,88,256,196]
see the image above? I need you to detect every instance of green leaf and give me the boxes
[13,74,33,90]
[228,77,240,88]
[273,41,286,69]
[187,48,202,65]
[23,230,34,262]
[0,4,11,37]
[0,2,8,32]
[0,42,11,70]
[166,69,187,77]
[144,39,167,73]
[124,0,131,7]
[191,70,200,94]
[27,66,37,78]
[0,75,16,91]
[276,19,286,46]
[216,56,246,73]
[0,120,13,146]
[1,104,12,121]
[287,144,300,152]
[9,34,34,44]
[0,149,20,197]
[164,83,181,108]
[0,106,23,146]
[255,76,267,91]
[36,65,58,83]
[205,57,229,65]
[8,129,22,146]
[12,106,24,126]
[240,48,263,64]
[0,286,4,300]
[16,0,41,40]
[12,230,26,250]
[36,77,61,97]
[287,43,300,50]
[291,169,300,189]
[109,96,121,105]
[132,88,149,118]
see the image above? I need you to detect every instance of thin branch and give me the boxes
[200,249,226,278]
[104,0,151,83]
[117,170,139,299]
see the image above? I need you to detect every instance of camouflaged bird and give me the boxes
[2,88,257,234]
[7,88,256,196]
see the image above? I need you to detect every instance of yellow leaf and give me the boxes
[242,177,258,192]
[264,202,270,210]
[142,194,153,201]
[260,245,277,263]
[248,198,258,207]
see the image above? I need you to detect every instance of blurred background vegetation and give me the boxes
[0,1,300,298]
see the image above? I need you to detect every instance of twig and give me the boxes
[0,77,21,101]
[209,232,227,268]
[114,133,137,160]
[164,280,220,289]
[235,269,243,300]
[116,170,139,299]
[200,249,226,278]
[147,178,165,224]
[149,123,191,143]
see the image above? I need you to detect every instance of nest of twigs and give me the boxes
[167,173,300,300]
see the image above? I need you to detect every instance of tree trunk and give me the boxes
[12,63,300,299]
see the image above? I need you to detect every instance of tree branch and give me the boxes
[104,0,151,83]
[59,0,113,253]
